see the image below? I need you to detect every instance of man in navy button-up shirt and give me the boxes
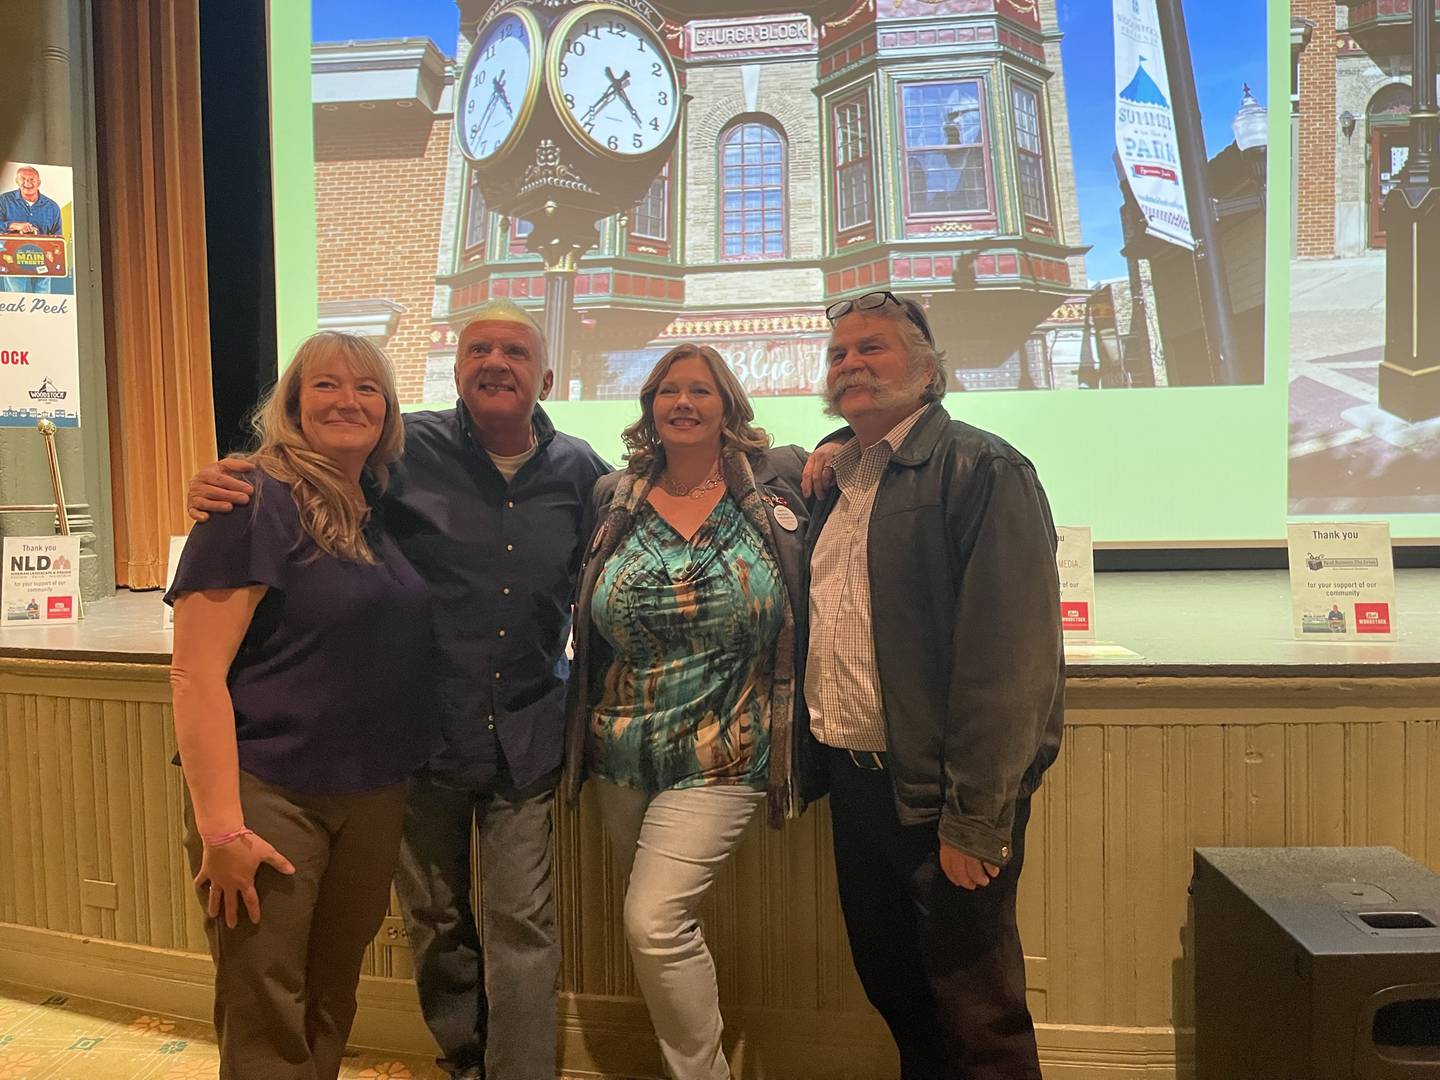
[386,304,609,1080]
[190,301,609,1080]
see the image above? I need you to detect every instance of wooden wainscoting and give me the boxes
[2,657,1438,1079]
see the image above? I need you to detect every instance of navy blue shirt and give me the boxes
[0,189,62,235]
[388,403,610,789]
[166,469,438,795]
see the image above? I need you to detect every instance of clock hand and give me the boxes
[493,71,514,117]
[473,92,500,143]
[605,67,644,129]
[578,83,621,130]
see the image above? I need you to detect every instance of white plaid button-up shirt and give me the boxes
[805,406,928,751]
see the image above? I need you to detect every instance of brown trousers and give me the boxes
[183,770,406,1080]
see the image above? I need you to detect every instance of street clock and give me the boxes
[547,4,681,159]
[455,9,546,164]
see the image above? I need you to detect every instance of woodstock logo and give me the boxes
[27,377,66,402]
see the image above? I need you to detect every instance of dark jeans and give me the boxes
[825,746,1041,1080]
[394,765,560,1080]
[182,771,407,1080]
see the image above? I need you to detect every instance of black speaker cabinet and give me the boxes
[1192,847,1440,1079]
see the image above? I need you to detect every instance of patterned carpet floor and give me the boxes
[0,981,448,1079]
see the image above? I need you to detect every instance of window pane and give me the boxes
[1019,154,1048,219]
[906,148,986,214]
[465,171,487,250]
[631,169,668,239]
[720,120,787,260]
[901,82,988,214]
[1013,86,1042,154]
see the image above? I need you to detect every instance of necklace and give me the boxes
[659,465,723,499]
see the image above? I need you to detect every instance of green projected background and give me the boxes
[270,1,1440,544]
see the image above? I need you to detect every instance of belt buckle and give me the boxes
[847,749,885,771]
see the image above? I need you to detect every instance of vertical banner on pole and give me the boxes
[0,161,81,427]
[1114,0,1195,250]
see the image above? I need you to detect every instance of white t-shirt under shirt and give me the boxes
[488,443,538,483]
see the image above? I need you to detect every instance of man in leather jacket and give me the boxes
[802,291,1064,1079]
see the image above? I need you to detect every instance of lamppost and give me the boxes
[1378,0,1440,422]
[1155,0,1242,386]
[1232,83,1267,187]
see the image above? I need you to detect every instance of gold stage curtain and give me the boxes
[94,0,216,589]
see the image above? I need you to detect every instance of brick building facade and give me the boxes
[313,39,456,401]
[1294,3,1422,259]
[313,0,1088,404]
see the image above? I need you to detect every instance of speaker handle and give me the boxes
[1353,982,1440,1079]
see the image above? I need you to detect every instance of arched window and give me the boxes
[720,120,787,260]
[1367,82,1411,118]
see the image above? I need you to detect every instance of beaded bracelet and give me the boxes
[200,827,253,848]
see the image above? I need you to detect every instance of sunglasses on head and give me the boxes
[824,290,935,347]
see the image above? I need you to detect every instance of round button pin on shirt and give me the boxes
[774,505,798,532]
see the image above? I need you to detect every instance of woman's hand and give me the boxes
[801,441,841,499]
[187,457,257,523]
[194,832,295,928]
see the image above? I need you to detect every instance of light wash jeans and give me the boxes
[594,779,765,1080]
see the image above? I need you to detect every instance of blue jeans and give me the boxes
[395,767,561,1080]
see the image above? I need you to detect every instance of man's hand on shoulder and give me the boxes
[801,441,839,499]
[940,839,999,890]
[187,457,256,523]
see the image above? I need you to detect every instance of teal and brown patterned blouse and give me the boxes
[588,494,784,792]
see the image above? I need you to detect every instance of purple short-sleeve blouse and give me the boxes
[165,468,438,795]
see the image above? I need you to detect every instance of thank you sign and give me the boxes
[1287,522,1396,639]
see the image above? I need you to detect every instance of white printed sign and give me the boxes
[1287,522,1396,640]
[162,534,188,628]
[1056,525,1096,639]
[1113,0,1195,249]
[2,535,80,625]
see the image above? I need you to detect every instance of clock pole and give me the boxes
[541,246,581,401]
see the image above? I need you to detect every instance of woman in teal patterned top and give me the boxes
[588,486,782,792]
[563,344,818,1080]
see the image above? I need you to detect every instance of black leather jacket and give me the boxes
[800,403,1064,866]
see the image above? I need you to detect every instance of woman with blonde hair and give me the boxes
[166,330,437,1080]
[563,343,821,1079]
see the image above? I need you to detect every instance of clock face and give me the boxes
[457,11,542,163]
[548,4,680,158]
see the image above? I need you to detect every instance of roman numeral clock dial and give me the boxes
[456,10,544,164]
[547,4,680,158]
